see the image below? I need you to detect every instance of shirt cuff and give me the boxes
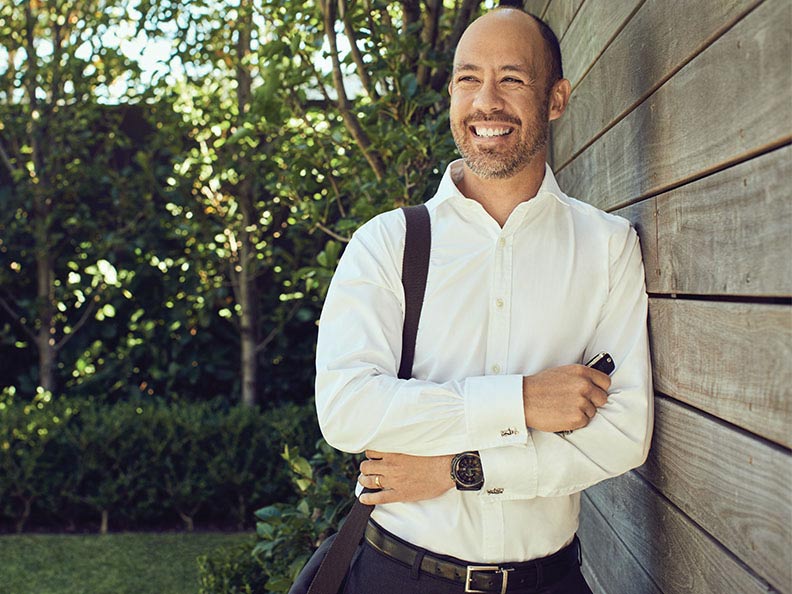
[464,374,527,449]
[478,442,538,500]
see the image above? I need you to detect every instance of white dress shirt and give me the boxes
[315,161,653,563]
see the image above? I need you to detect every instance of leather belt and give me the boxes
[364,521,580,593]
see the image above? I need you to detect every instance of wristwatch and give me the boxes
[450,451,484,491]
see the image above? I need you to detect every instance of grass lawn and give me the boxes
[0,531,256,594]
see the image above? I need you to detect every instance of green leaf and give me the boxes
[401,73,418,99]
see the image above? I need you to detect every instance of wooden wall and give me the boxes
[523,0,792,592]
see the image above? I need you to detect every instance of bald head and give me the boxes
[455,8,563,93]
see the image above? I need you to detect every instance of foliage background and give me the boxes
[0,0,489,407]
[0,0,494,589]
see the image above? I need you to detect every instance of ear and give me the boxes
[547,78,571,122]
[447,80,454,96]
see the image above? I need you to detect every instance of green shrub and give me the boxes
[195,438,358,593]
[197,538,267,594]
[0,387,75,532]
[250,441,359,593]
[0,392,321,532]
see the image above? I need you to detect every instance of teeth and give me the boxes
[474,127,511,137]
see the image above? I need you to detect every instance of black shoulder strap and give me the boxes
[398,204,431,380]
[303,204,431,594]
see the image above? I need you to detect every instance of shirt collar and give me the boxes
[427,159,566,218]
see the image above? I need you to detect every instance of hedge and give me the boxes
[0,388,319,533]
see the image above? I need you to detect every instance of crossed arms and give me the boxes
[315,212,653,506]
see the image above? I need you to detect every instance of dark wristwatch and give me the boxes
[450,451,484,491]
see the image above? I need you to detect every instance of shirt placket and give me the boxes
[481,231,513,560]
[485,232,513,380]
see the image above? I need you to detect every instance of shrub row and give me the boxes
[0,388,319,533]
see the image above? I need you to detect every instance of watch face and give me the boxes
[453,452,483,489]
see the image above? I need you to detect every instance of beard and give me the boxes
[450,105,549,179]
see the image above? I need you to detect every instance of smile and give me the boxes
[471,126,514,137]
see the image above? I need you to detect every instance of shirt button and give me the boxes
[492,364,501,374]
[498,238,506,247]
[495,298,504,308]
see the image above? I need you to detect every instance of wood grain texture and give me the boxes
[639,396,792,592]
[522,0,551,18]
[648,298,792,447]
[617,145,792,297]
[585,472,775,594]
[559,0,642,88]
[556,0,792,212]
[579,494,663,594]
[551,0,762,168]
[543,0,584,41]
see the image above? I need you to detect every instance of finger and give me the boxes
[360,488,397,505]
[587,368,612,391]
[365,450,384,460]
[359,459,381,475]
[589,387,609,408]
[357,473,382,490]
[583,400,597,419]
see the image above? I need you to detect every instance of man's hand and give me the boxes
[522,365,611,433]
[357,451,455,505]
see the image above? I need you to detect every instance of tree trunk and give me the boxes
[178,511,195,532]
[33,160,57,392]
[239,228,258,408]
[236,0,258,408]
[100,509,109,534]
[15,496,32,533]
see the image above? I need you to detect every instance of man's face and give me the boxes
[449,12,551,180]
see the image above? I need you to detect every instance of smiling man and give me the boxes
[314,7,652,594]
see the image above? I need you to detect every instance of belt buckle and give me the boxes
[465,565,512,594]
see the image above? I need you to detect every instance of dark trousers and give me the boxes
[342,540,594,594]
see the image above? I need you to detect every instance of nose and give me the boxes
[472,80,504,112]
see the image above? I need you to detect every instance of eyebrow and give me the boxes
[453,63,535,76]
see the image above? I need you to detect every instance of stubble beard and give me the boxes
[451,106,550,180]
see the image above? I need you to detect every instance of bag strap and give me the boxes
[305,204,431,594]
[398,205,432,379]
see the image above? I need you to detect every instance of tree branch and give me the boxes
[0,294,36,342]
[53,298,98,351]
[321,0,386,181]
[0,135,19,179]
[314,222,351,243]
[338,0,378,99]
[417,0,443,87]
[401,0,421,29]
[430,0,483,92]
[298,49,334,105]
[400,0,422,67]
[255,300,301,355]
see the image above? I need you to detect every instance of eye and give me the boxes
[501,76,524,85]
[456,75,478,83]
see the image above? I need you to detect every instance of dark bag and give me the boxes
[288,204,431,594]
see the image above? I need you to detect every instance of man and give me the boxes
[315,7,652,594]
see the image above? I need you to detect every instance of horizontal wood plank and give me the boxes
[552,0,762,167]
[579,493,663,594]
[617,145,792,297]
[638,396,792,592]
[585,472,774,594]
[648,298,792,447]
[559,0,642,88]
[556,0,792,212]
[543,0,584,42]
